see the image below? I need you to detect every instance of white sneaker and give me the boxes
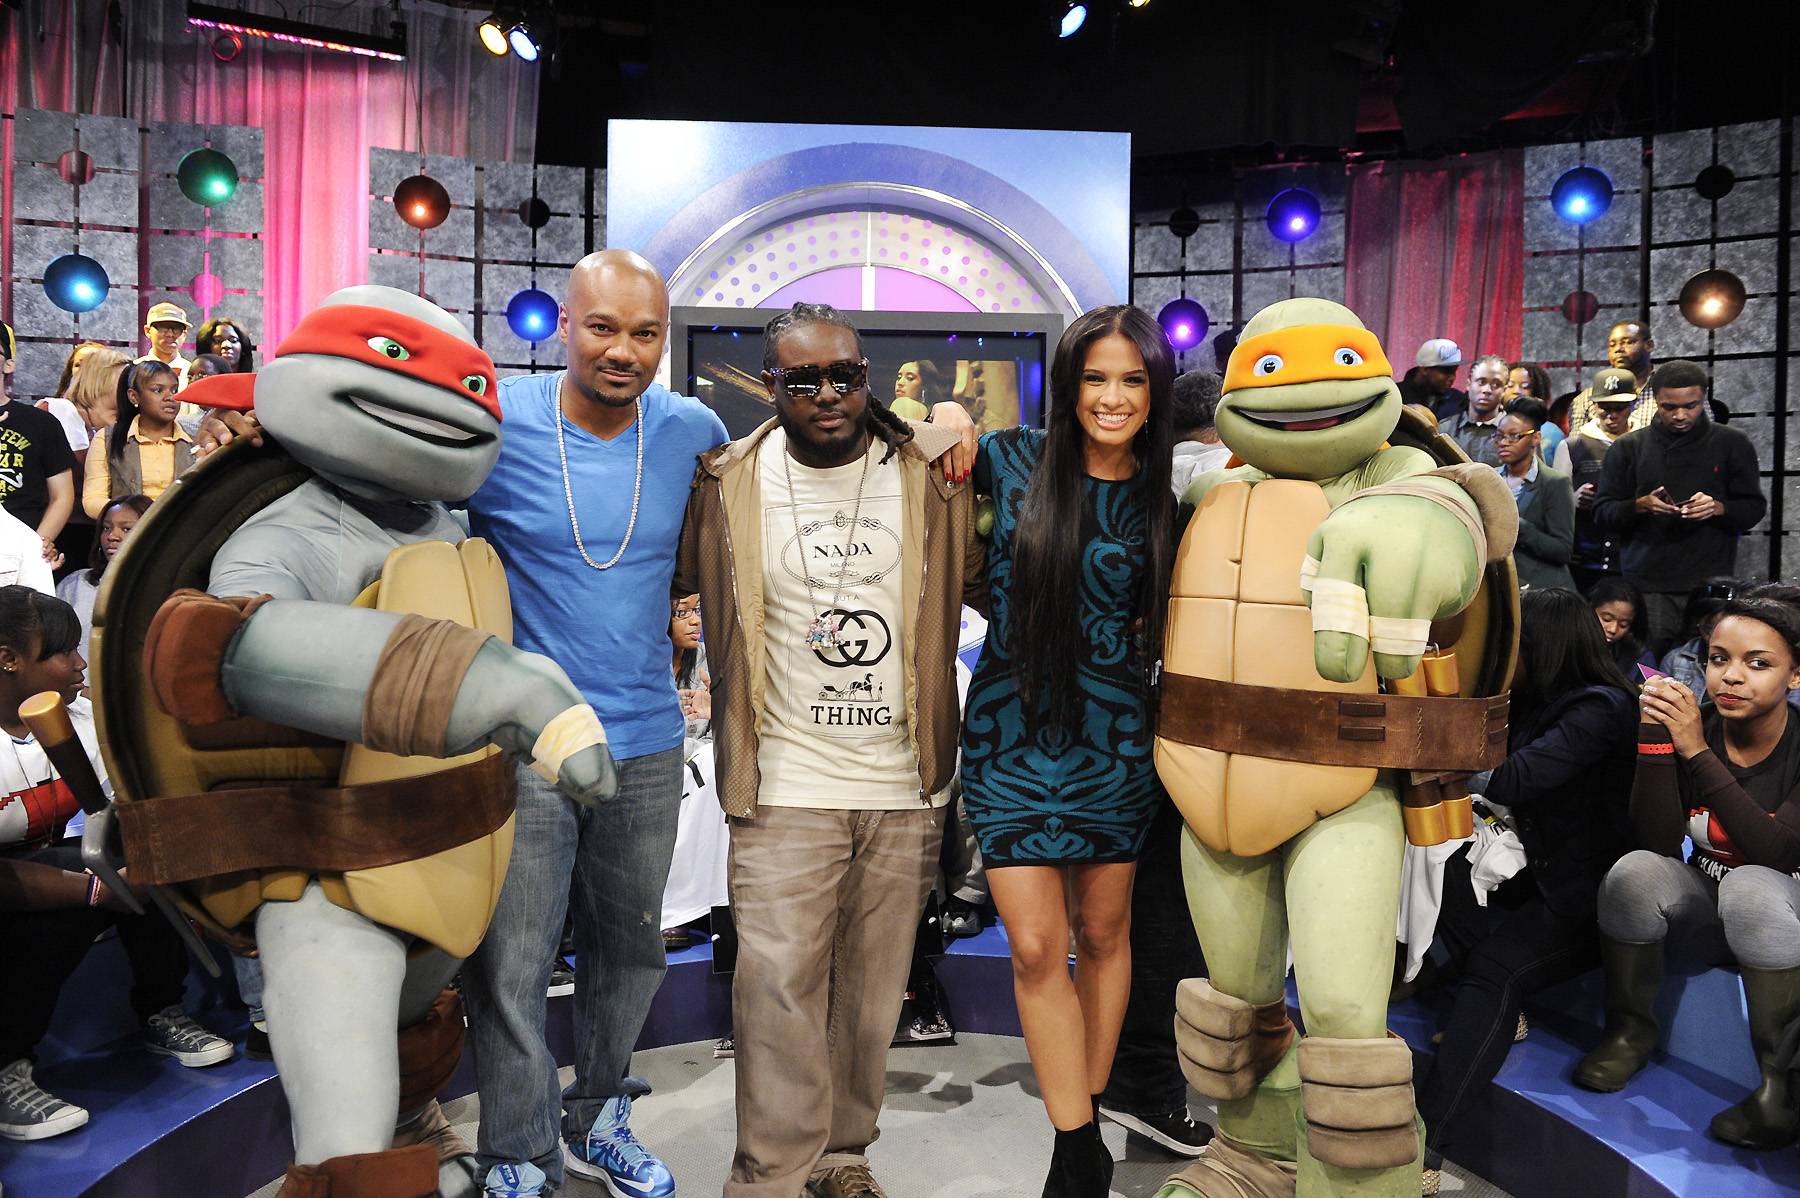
[0,1059,90,1141]
[143,1005,236,1067]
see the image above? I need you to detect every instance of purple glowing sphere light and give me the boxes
[1158,298,1209,351]
[1266,189,1321,243]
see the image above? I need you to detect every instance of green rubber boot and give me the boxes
[1573,937,1663,1093]
[1709,964,1800,1150]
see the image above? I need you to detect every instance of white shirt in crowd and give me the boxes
[0,695,106,850]
[35,397,91,453]
[755,427,924,810]
[0,505,53,594]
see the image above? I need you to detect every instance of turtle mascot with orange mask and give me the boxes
[1152,298,1519,1198]
[78,286,617,1198]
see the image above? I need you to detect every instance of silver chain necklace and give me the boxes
[555,374,643,571]
[784,433,872,651]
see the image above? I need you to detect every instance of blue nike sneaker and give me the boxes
[483,1161,546,1198]
[564,1095,675,1198]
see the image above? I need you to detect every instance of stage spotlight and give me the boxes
[1679,268,1746,330]
[1695,164,1737,201]
[1168,206,1200,239]
[1059,3,1087,37]
[507,19,539,61]
[506,288,559,342]
[1551,166,1613,225]
[1266,188,1321,243]
[394,174,451,229]
[477,12,509,55]
[1124,0,1152,7]
[177,148,240,205]
[1158,298,1209,351]
[43,254,110,314]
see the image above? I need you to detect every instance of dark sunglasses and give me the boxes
[768,359,869,399]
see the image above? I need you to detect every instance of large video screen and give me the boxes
[672,308,1061,440]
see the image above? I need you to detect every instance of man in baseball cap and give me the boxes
[1553,366,1639,587]
[1398,337,1467,420]
[139,301,192,387]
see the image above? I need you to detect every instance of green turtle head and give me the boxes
[1215,298,1402,480]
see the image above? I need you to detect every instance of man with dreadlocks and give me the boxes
[673,302,987,1198]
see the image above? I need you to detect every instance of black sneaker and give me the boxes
[244,1022,273,1061]
[547,964,575,999]
[712,1034,734,1059]
[143,1006,235,1067]
[942,899,983,939]
[1096,1105,1213,1157]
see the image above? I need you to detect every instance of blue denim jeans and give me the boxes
[464,748,683,1184]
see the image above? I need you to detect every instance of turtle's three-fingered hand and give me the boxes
[1305,495,1481,683]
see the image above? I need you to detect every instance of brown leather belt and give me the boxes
[1159,672,1508,773]
[117,752,516,885]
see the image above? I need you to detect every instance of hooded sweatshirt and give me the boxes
[1592,414,1766,592]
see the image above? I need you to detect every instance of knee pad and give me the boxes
[277,1144,438,1198]
[1174,978,1296,1101]
[1296,1035,1417,1170]
[397,988,465,1116]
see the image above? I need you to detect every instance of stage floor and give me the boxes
[244,1034,1511,1198]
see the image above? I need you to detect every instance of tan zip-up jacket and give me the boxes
[673,418,987,819]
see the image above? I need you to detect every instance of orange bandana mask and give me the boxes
[1223,324,1393,394]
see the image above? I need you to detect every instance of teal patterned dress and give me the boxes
[960,428,1160,864]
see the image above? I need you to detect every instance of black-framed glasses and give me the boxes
[1492,430,1536,445]
[672,603,701,620]
[768,359,869,398]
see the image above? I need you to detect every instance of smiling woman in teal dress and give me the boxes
[960,304,1177,1196]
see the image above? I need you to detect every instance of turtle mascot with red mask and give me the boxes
[80,286,617,1198]
[1152,298,1520,1198]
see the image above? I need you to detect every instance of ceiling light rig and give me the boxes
[186,1,407,62]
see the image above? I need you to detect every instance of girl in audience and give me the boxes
[185,353,232,384]
[1504,363,1564,461]
[53,341,106,400]
[1416,587,1638,1191]
[56,495,149,666]
[1589,573,1656,676]
[0,587,233,1142]
[82,362,193,518]
[1576,595,1800,1150]
[661,593,723,949]
[193,316,254,373]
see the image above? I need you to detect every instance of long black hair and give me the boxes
[1010,304,1176,731]
[194,317,254,372]
[110,360,177,473]
[1587,573,1651,675]
[86,494,152,585]
[762,302,914,464]
[1515,587,1633,717]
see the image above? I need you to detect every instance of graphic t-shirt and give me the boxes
[0,401,76,530]
[756,428,920,809]
[0,697,107,853]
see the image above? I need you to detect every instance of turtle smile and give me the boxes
[345,393,488,447]
[1234,394,1384,433]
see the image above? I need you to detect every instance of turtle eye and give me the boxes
[1335,347,1364,367]
[367,336,411,361]
[1254,354,1284,376]
[462,374,488,396]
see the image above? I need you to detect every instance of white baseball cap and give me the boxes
[1415,338,1462,369]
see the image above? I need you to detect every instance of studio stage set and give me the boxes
[4,3,1800,1196]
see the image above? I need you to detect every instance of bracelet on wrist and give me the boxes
[86,873,103,907]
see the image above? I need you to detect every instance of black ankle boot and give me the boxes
[1042,1121,1112,1198]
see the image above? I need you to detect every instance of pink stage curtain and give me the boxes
[2,0,537,343]
[1345,150,1525,373]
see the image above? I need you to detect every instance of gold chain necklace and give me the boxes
[555,376,642,571]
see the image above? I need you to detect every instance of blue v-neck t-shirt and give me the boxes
[468,372,727,761]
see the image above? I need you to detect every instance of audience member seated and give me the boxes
[1441,354,1507,467]
[1659,577,1740,694]
[55,495,149,666]
[1399,338,1466,421]
[53,342,106,402]
[660,593,724,948]
[82,362,194,518]
[1577,595,1800,1151]
[192,316,254,374]
[1417,586,1637,1193]
[64,346,129,441]
[1589,574,1657,676]
[1504,361,1564,461]
[0,324,78,570]
[0,587,233,1143]
[1553,368,1638,591]
[185,353,232,384]
[1494,397,1575,591]
[1169,369,1230,496]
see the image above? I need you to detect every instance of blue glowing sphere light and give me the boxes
[1551,167,1613,225]
[1158,298,1210,351]
[1266,188,1321,243]
[43,253,110,314]
[506,288,559,342]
